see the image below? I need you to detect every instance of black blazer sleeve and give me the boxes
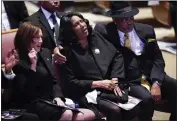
[39,48,65,101]
[148,27,166,83]
[110,51,125,81]
[94,23,108,40]
[2,70,9,89]
[62,61,93,96]
[52,77,65,101]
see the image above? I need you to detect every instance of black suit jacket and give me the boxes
[3,1,29,29]
[11,48,65,105]
[61,31,125,100]
[94,22,166,84]
[2,70,9,89]
[24,9,63,50]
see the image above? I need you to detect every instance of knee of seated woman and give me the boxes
[63,110,73,118]
[110,106,122,114]
[75,112,84,120]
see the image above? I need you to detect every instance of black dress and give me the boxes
[61,31,126,120]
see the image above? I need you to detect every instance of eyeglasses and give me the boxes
[120,16,134,23]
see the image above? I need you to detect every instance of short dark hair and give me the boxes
[14,22,43,58]
[59,12,92,45]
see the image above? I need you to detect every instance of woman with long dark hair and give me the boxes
[58,12,129,120]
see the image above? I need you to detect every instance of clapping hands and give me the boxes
[28,48,37,71]
[4,49,19,73]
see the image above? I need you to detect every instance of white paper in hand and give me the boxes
[85,89,98,104]
[65,98,75,108]
[102,96,141,110]
[117,96,141,110]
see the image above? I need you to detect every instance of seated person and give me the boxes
[55,12,139,120]
[10,22,95,121]
[1,49,39,120]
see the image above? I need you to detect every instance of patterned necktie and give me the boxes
[50,13,57,25]
[50,13,59,46]
[124,33,131,49]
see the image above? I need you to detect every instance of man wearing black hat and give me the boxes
[94,1,176,121]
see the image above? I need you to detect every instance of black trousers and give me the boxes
[97,98,122,120]
[96,96,141,120]
[129,85,154,121]
[161,75,177,120]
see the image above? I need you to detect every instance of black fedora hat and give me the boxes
[105,1,139,18]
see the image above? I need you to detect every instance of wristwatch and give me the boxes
[154,81,162,86]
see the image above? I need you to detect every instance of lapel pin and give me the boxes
[94,48,100,54]
[47,58,49,61]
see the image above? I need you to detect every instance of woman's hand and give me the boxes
[53,46,67,64]
[113,86,123,97]
[28,48,37,71]
[53,97,65,107]
[92,80,117,91]
[4,49,19,73]
[111,78,123,96]
[101,80,117,91]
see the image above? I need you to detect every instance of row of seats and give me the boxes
[1,29,169,120]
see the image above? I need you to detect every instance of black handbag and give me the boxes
[99,88,128,104]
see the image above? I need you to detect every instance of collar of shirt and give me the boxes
[41,7,60,29]
[117,29,144,55]
[41,6,52,20]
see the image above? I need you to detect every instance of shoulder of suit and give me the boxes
[40,48,52,55]
[25,9,41,21]
[95,22,114,28]
[56,12,65,18]
[135,22,154,30]
[93,30,117,52]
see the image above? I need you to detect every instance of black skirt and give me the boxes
[27,100,67,120]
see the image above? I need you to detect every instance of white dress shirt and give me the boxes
[41,6,60,30]
[1,1,11,31]
[118,29,144,55]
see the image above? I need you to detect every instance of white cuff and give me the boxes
[2,68,16,80]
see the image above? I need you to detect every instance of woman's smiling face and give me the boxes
[30,29,43,52]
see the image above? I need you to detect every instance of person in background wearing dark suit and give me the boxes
[1,49,40,120]
[24,1,63,51]
[11,22,92,121]
[2,1,29,31]
[94,1,176,121]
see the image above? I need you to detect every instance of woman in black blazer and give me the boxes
[58,12,131,120]
[11,22,90,120]
[2,49,40,120]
